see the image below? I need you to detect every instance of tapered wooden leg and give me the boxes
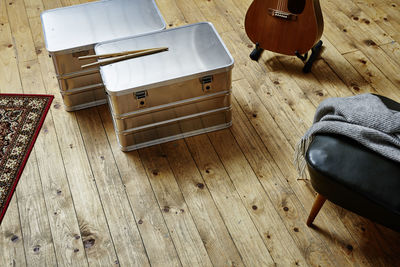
[307,194,327,227]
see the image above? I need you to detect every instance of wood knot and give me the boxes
[10,235,19,242]
[138,219,143,224]
[346,244,353,251]
[53,103,61,109]
[26,66,31,69]
[33,245,40,253]
[163,206,170,213]
[363,19,370,24]
[7,44,12,48]
[74,234,80,239]
[205,168,211,174]
[360,59,367,64]
[364,40,377,46]
[293,227,299,232]
[57,190,62,195]
[283,207,289,212]
[252,205,258,210]
[83,238,95,249]
[196,183,205,189]
[74,248,79,253]
[352,16,359,21]
[273,80,280,85]
[152,169,159,175]
[342,29,347,32]
[252,113,257,118]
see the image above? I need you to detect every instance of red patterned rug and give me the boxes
[0,94,53,225]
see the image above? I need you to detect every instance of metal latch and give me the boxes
[134,90,147,108]
[200,75,213,92]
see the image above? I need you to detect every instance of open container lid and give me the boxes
[96,22,234,96]
[41,0,166,53]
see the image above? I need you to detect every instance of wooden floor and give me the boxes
[1,0,400,266]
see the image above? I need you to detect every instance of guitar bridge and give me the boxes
[268,8,297,21]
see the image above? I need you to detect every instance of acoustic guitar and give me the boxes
[244,0,324,56]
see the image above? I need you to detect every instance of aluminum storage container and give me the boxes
[115,106,232,150]
[41,0,166,111]
[96,22,234,151]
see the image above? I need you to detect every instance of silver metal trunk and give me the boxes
[96,23,234,151]
[41,0,166,111]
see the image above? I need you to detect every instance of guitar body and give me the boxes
[245,0,324,55]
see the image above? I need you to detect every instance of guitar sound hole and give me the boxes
[287,0,305,14]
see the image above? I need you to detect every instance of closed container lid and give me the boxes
[41,0,166,53]
[96,22,234,96]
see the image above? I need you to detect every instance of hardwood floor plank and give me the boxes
[27,13,118,265]
[6,0,36,62]
[192,0,233,33]
[380,41,400,64]
[38,91,118,266]
[15,154,57,266]
[162,140,245,267]
[139,145,213,267]
[75,107,151,267]
[318,37,376,94]
[0,197,27,267]
[41,0,62,10]
[343,50,400,101]
[325,0,393,45]
[232,78,375,266]
[185,135,276,267]
[24,0,44,18]
[155,0,186,27]
[19,59,89,266]
[0,23,23,92]
[355,0,400,43]
[207,129,308,266]
[97,105,182,267]
[0,0,8,23]
[229,97,338,266]
[321,0,388,53]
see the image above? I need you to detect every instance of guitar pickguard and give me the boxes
[268,8,297,21]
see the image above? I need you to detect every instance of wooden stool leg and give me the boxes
[307,194,327,226]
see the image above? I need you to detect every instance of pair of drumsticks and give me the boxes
[79,47,168,69]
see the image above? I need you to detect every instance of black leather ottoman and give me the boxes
[306,134,400,232]
[305,94,400,232]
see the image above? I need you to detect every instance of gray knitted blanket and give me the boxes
[294,93,400,176]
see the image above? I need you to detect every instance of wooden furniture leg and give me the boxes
[307,194,327,226]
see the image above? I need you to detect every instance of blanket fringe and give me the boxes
[293,136,313,179]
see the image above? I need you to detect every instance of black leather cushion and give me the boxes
[306,134,400,232]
